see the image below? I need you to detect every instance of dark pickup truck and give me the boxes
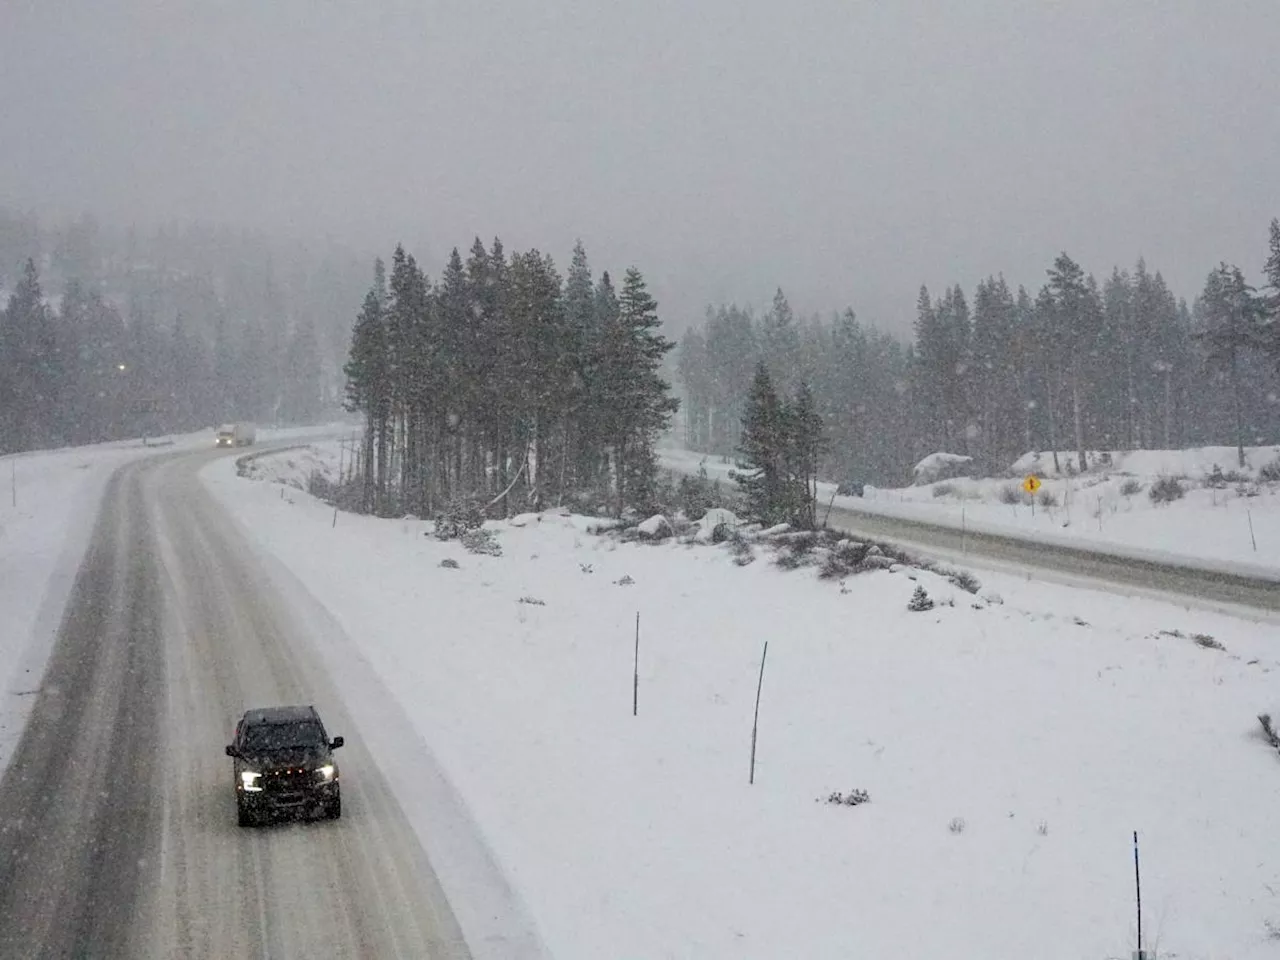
[226,704,344,826]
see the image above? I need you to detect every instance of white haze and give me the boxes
[3,0,1278,328]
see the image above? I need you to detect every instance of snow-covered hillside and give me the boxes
[659,445,1280,575]
[210,442,1280,960]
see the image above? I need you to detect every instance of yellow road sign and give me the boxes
[1022,474,1042,495]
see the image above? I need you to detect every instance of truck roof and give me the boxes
[241,705,320,726]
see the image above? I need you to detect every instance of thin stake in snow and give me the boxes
[10,460,14,508]
[961,506,967,555]
[749,641,769,785]
[332,506,338,528]
[633,612,640,717]
[1133,830,1144,960]
[1248,508,1257,552]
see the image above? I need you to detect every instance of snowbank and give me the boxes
[912,451,974,484]
[658,445,1280,576]
[211,447,1280,960]
[1013,445,1280,480]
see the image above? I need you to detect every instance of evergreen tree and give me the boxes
[675,327,711,450]
[1046,252,1097,471]
[783,381,826,528]
[343,259,391,513]
[280,317,323,424]
[599,267,678,513]
[761,287,800,393]
[732,362,788,524]
[1197,263,1265,467]
[0,259,60,450]
[1260,218,1280,363]
[564,241,603,487]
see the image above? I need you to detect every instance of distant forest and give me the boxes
[0,207,367,452]
[677,220,1280,486]
[5,205,1280,510]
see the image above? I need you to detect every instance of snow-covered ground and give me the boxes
[0,422,351,775]
[208,441,1280,960]
[659,445,1280,576]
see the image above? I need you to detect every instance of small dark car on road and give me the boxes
[226,705,344,826]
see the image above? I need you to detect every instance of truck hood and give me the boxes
[241,747,329,771]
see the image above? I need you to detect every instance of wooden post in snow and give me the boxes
[749,641,769,785]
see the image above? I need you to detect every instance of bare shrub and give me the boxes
[1149,475,1185,503]
[948,817,966,834]
[998,485,1022,505]
[823,789,870,807]
[1193,633,1225,651]
[461,528,502,556]
[1119,477,1143,497]
[932,482,957,498]
[1036,489,1058,508]
[434,498,486,540]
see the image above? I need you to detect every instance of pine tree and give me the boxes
[600,267,678,513]
[762,288,800,394]
[280,317,323,424]
[436,246,472,493]
[1197,263,1264,467]
[344,259,391,513]
[1046,252,1096,471]
[564,241,602,487]
[732,362,788,524]
[1260,218,1280,364]
[784,381,826,528]
[0,259,60,451]
[674,327,711,450]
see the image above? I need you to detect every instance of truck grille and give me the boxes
[265,768,313,797]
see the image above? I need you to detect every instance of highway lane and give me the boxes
[0,449,472,959]
[662,462,1280,613]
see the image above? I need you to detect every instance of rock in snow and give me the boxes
[912,452,974,485]
[694,507,739,543]
[636,514,673,538]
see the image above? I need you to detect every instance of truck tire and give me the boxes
[325,794,341,820]
[237,800,254,827]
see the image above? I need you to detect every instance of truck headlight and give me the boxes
[241,771,263,792]
[316,764,335,781]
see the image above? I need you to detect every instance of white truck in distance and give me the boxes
[215,423,257,448]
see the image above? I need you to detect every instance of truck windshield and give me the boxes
[244,721,326,751]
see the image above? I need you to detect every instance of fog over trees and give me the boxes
[0,208,367,451]
[3,206,1280,522]
[677,219,1280,489]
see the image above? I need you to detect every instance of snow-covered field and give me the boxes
[209,441,1280,960]
[659,445,1280,576]
[0,423,350,775]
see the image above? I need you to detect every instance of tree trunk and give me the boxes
[1231,349,1246,468]
[1045,361,1060,474]
[1071,359,1088,472]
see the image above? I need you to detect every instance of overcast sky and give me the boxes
[4,0,1278,331]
